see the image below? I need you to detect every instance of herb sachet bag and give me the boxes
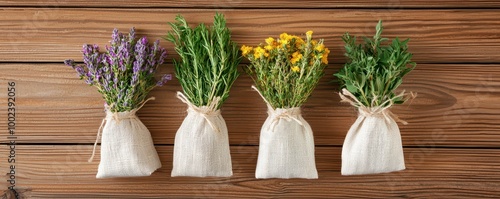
[335,21,416,175]
[65,28,170,178]
[166,14,241,177]
[242,31,329,179]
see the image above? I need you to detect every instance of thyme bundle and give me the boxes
[242,31,330,109]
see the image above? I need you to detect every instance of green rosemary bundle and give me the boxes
[166,13,240,177]
[334,20,416,107]
[165,13,240,109]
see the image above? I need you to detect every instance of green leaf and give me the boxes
[346,83,357,94]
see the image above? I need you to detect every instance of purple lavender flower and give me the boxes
[133,62,141,73]
[75,66,85,77]
[157,74,172,86]
[129,27,136,42]
[102,79,110,92]
[134,37,148,72]
[135,37,148,56]
[118,41,133,71]
[147,59,156,70]
[64,59,75,68]
[159,49,167,64]
[82,44,101,71]
[111,28,120,46]
[131,73,138,85]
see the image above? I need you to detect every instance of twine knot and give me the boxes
[338,88,415,125]
[176,91,221,133]
[251,85,305,131]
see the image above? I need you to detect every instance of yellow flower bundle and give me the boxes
[242,31,330,109]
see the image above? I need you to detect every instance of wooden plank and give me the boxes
[1,63,499,146]
[1,0,500,8]
[1,9,500,63]
[1,145,499,198]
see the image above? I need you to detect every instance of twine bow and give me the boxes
[338,88,415,125]
[88,97,155,163]
[251,85,304,131]
[176,91,221,133]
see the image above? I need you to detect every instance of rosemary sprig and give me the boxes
[334,20,416,107]
[165,13,240,109]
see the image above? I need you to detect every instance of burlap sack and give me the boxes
[252,86,318,179]
[339,89,410,175]
[171,92,232,177]
[89,98,161,178]
[255,106,318,179]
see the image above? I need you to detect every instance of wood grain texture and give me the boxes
[1,2,499,198]
[0,145,499,198]
[1,63,499,146]
[1,9,500,63]
[1,0,500,8]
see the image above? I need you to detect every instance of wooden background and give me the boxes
[1,0,500,198]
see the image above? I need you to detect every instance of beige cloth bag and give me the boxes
[89,98,162,178]
[171,92,232,177]
[339,89,410,175]
[253,86,318,179]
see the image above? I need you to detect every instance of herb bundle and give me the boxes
[242,31,329,179]
[165,13,240,109]
[165,13,240,177]
[65,28,171,113]
[64,28,166,178]
[335,20,415,108]
[242,31,330,109]
[335,21,416,176]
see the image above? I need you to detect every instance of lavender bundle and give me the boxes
[65,28,171,112]
[64,28,168,178]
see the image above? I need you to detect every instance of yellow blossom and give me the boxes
[321,48,330,64]
[279,33,293,45]
[291,51,303,64]
[294,37,305,48]
[280,33,290,41]
[315,43,325,52]
[265,37,275,45]
[291,66,300,72]
[253,46,266,58]
[241,45,253,57]
[306,30,313,41]
[264,44,274,51]
[306,30,313,37]
[264,52,270,57]
[311,40,318,46]
[322,56,328,64]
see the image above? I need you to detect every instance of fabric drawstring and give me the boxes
[338,88,415,125]
[176,92,221,133]
[251,85,304,131]
[88,97,155,163]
